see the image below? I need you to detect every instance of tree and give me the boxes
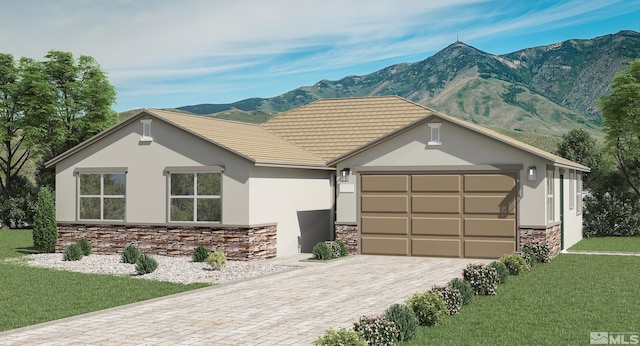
[555,128,602,188]
[600,59,640,197]
[32,187,57,252]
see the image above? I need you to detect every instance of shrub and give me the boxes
[448,277,473,306]
[121,244,141,264]
[522,241,550,263]
[312,241,333,260]
[518,250,535,270]
[406,291,447,326]
[32,187,57,253]
[313,327,367,346]
[353,315,399,346]
[462,263,499,296]
[76,238,92,256]
[499,253,527,276]
[206,251,227,270]
[192,246,211,262]
[431,285,463,315]
[335,239,349,257]
[63,243,84,261]
[383,303,418,342]
[135,254,158,275]
[488,260,509,284]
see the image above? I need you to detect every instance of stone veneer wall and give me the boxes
[56,223,277,261]
[335,223,358,255]
[519,224,561,259]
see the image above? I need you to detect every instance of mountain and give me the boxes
[176,30,640,137]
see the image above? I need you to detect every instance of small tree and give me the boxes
[32,187,57,252]
[555,128,602,188]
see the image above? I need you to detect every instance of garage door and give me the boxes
[360,173,517,259]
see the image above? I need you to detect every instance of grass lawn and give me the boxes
[569,236,640,252]
[402,254,639,345]
[0,229,209,332]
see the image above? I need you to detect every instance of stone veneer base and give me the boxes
[335,223,358,255]
[56,223,277,261]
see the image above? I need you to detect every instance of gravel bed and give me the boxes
[12,253,297,285]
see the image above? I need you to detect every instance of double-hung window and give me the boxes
[78,171,126,221]
[169,171,222,222]
[576,173,583,215]
[546,169,554,222]
[569,171,575,210]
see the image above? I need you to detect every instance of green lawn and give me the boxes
[569,236,640,252]
[0,229,209,332]
[402,254,639,345]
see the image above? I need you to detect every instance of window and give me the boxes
[569,171,575,210]
[141,119,153,141]
[79,173,126,220]
[169,172,221,222]
[428,123,442,145]
[546,169,554,222]
[576,173,583,215]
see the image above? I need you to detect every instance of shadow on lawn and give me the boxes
[16,246,39,255]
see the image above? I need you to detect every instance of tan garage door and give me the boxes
[360,173,517,259]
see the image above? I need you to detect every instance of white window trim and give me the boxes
[140,119,153,142]
[77,172,126,221]
[428,123,442,146]
[569,171,575,210]
[547,169,555,222]
[168,171,222,223]
[576,173,583,215]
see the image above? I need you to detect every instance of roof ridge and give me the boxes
[146,108,262,127]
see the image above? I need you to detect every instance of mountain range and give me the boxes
[165,30,640,149]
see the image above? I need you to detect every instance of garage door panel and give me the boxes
[362,216,409,235]
[412,238,461,257]
[412,217,460,235]
[412,196,460,213]
[464,174,516,192]
[362,195,408,213]
[464,240,515,259]
[464,218,516,237]
[464,196,515,215]
[361,237,409,255]
[361,175,409,192]
[412,175,460,192]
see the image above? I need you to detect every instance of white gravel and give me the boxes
[11,253,297,285]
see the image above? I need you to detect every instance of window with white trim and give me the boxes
[141,119,153,141]
[546,169,554,222]
[169,172,221,222]
[569,171,575,210]
[428,123,442,145]
[576,173,583,215]
[79,173,126,220]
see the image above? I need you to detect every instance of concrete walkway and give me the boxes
[0,255,488,345]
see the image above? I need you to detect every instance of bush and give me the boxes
[63,243,84,261]
[335,239,349,257]
[32,187,57,253]
[518,250,535,270]
[431,285,463,315]
[488,261,509,284]
[462,263,498,296]
[206,251,227,270]
[312,241,333,260]
[499,253,527,276]
[448,277,473,306]
[192,246,211,262]
[406,291,447,326]
[121,244,141,264]
[353,315,399,346]
[76,238,92,256]
[135,254,158,275]
[313,327,367,346]
[522,241,550,263]
[383,303,418,342]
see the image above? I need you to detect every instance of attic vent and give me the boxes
[428,123,441,145]
[141,119,153,142]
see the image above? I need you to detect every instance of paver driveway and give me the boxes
[0,255,488,345]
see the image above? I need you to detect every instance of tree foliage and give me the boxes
[32,187,57,253]
[555,128,602,188]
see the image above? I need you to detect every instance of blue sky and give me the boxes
[1,0,639,112]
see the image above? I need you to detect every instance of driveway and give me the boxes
[0,255,487,345]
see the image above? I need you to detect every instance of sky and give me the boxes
[1,0,639,112]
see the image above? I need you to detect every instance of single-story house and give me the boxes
[46,96,589,260]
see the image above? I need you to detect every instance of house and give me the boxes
[46,96,589,260]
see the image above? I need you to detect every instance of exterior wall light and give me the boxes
[340,168,351,182]
[527,166,537,182]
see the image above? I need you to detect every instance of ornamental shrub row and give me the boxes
[119,244,158,275]
[63,238,93,261]
[312,240,349,260]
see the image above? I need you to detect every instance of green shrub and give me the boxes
[519,249,535,269]
[192,246,210,262]
[32,187,57,253]
[63,243,83,261]
[448,277,473,306]
[312,241,333,260]
[463,263,499,295]
[488,260,509,284]
[121,244,141,264]
[522,241,551,263]
[335,239,349,257]
[499,253,527,276]
[313,327,367,346]
[135,254,158,275]
[353,315,399,345]
[383,303,418,342]
[431,285,463,315]
[76,238,92,256]
[206,251,227,270]
[406,291,447,326]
